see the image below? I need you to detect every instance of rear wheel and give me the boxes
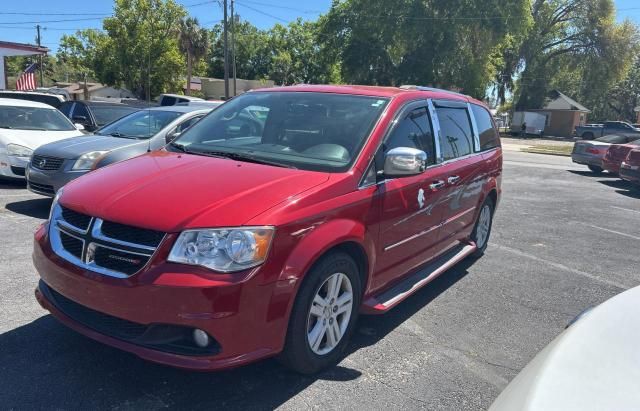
[470,197,494,258]
[588,165,603,174]
[279,252,361,374]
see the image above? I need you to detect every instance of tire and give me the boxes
[470,197,495,258]
[583,132,594,140]
[279,251,362,375]
[588,165,603,174]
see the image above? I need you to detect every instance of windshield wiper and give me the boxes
[203,150,297,169]
[108,132,128,138]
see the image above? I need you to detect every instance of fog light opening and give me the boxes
[193,329,210,348]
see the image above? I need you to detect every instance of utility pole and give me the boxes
[231,0,237,96]
[36,25,44,87]
[223,0,229,100]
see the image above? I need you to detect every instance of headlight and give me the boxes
[6,144,33,157]
[49,187,63,221]
[72,151,108,170]
[168,227,275,272]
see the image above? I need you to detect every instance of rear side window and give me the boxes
[435,106,474,161]
[73,103,90,120]
[470,104,500,151]
[383,107,436,165]
[161,96,177,106]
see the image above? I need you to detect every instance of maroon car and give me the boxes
[602,139,640,175]
[620,148,640,186]
[572,135,640,173]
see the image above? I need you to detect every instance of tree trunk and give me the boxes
[186,53,192,96]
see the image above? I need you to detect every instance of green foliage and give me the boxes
[179,17,209,95]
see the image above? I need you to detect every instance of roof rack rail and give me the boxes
[399,85,469,98]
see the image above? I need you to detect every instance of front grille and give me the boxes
[101,221,165,248]
[31,155,64,171]
[60,231,83,259]
[51,206,165,278]
[61,206,92,231]
[28,182,55,195]
[10,166,25,176]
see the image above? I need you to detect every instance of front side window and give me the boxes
[91,106,138,126]
[97,110,182,139]
[59,102,74,117]
[172,92,389,172]
[435,105,474,161]
[470,104,500,151]
[0,106,75,131]
[382,107,436,165]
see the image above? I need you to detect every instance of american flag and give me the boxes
[16,63,38,91]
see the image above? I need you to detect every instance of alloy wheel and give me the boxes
[475,205,492,249]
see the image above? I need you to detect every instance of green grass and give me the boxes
[520,144,573,156]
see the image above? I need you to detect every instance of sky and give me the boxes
[0,0,639,53]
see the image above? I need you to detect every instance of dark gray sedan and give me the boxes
[26,105,215,196]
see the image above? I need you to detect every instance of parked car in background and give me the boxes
[574,121,640,140]
[490,286,640,411]
[175,100,224,108]
[510,111,546,136]
[33,85,502,374]
[572,134,640,173]
[0,98,83,180]
[57,100,139,132]
[620,148,640,187]
[158,93,203,106]
[602,139,640,175]
[27,105,213,196]
[0,90,66,108]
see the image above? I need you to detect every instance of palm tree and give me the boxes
[179,17,209,96]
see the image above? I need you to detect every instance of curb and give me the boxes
[520,148,571,157]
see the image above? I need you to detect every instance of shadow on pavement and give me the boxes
[0,257,473,409]
[5,198,52,219]
[616,188,640,199]
[0,178,27,190]
[567,170,614,178]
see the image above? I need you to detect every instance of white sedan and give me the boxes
[490,285,640,410]
[0,98,83,180]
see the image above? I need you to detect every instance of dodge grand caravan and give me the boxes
[33,85,502,374]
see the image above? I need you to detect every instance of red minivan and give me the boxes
[33,85,502,374]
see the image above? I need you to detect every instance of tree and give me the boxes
[179,17,209,95]
[92,0,186,100]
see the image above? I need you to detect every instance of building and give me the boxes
[194,77,275,100]
[1,41,48,89]
[55,82,136,101]
[527,90,590,137]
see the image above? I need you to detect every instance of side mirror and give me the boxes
[74,123,85,131]
[165,131,181,144]
[383,147,427,177]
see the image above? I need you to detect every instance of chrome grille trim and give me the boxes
[49,204,164,278]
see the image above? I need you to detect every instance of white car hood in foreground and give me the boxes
[0,129,83,151]
[490,286,640,411]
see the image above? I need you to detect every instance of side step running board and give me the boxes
[362,242,476,314]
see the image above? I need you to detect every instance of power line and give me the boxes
[235,0,321,14]
[0,12,109,16]
[0,17,104,25]
[235,2,288,23]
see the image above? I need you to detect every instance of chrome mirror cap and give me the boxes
[383,147,427,177]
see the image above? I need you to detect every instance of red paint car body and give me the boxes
[620,148,640,186]
[602,140,640,174]
[33,85,502,372]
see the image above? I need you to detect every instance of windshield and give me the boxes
[91,106,138,126]
[97,109,182,139]
[596,135,626,143]
[0,106,75,131]
[171,92,389,172]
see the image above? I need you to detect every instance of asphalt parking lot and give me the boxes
[1,149,639,410]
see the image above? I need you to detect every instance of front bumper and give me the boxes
[26,162,87,197]
[33,224,288,370]
[0,154,29,179]
[620,165,640,184]
[571,153,602,167]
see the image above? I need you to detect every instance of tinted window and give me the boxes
[470,104,500,151]
[161,96,177,106]
[435,106,474,160]
[0,106,75,131]
[59,102,74,117]
[97,110,182,139]
[173,92,388,172]
[91,106,138,126]
[174,115,204,134]
[383,107,435,165]
[72,103,90,121]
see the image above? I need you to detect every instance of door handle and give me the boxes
[447,175,461,184]
[429,180,446,190]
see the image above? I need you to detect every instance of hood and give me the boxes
[61,151,330,232]
[0,129,83,151]
[33,134,141,159]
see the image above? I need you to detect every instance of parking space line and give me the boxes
[491,244,629,290]
[584,224,640,241]
[611,206,640,215]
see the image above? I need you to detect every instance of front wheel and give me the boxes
[470,197,495,258]
[588,165,603,174]
[279,252,361,374]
